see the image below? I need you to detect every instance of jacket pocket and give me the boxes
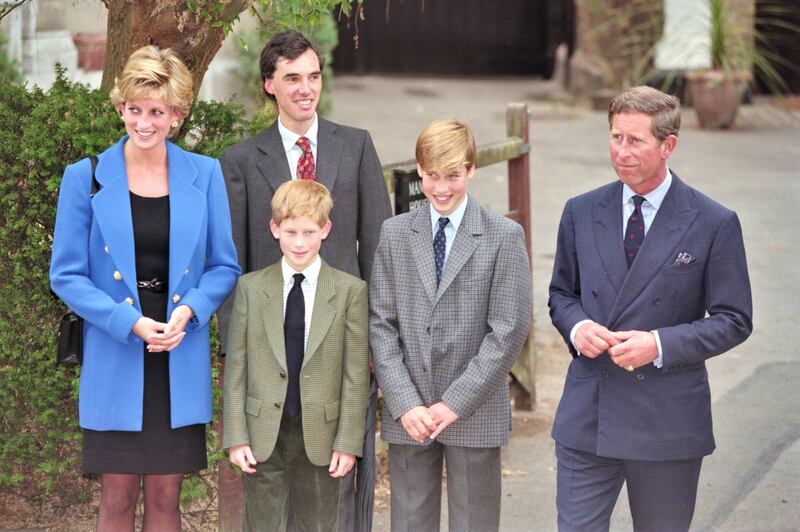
[324,400,341,422]
[245,396,262,417]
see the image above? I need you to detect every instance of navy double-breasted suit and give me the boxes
[549,173,752,461]
[50,136,240,431]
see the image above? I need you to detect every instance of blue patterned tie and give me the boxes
[624,195,646,268]
[434,217,450,286]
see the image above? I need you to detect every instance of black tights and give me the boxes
[97,473,182,532]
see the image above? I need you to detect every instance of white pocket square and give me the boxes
[672,252,695,266]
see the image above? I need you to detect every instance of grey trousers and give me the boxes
[556,443,703,532]
[388,442,501,532]
[243,415,340,532]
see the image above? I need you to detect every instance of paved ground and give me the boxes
[329,76,800,531]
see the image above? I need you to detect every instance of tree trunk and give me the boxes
[100,0,252,96]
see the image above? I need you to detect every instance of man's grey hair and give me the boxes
[609,86,681,141]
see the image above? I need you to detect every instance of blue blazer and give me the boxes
[50,136,240,431]
[548,174,752,461]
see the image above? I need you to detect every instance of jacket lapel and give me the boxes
[166,142,205,302]
[608,176,699,326]
[92,138,139,303]
[304,261,336,368]
[255,123,292,192]
[409,207,439,304]
[436,198,481,301]
[261,265,288,372]
[592,182,627,296]
[315,118,341,193]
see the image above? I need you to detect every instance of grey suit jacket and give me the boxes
[223,260,370,466]
[218,117,392,350]
[370,198,532,447]
[549,173,753,461]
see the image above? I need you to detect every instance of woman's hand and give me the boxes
[132,317,171,348]
[146,305,194,352]
[132,304,194,352]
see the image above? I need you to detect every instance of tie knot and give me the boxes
[292,273,305,287]
[296,136,311,152]
[438,217,450,230]
[632,195,646,209]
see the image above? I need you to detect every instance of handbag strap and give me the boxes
[89,155,101,197]
[50,155,101,302]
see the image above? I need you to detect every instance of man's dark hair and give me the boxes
[260,30,324,100]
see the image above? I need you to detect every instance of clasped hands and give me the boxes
[574,321,658,371]
[132,304,194,352]
[400,402,459,443]
[229,445,356,478]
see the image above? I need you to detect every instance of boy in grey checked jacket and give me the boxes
[370,119,532,531]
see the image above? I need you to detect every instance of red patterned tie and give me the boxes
[296,136,316,181]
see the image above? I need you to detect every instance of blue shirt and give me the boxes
[429,194,469,265]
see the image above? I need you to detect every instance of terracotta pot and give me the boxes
[72,33,107,71]
[687,70,749,129]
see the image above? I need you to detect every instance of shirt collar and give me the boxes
[277,114,319,154]
[429,194,469,232]
[281,254,321,287]
[622,166,672,210]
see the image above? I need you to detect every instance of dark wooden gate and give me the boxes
[333,0,574,77]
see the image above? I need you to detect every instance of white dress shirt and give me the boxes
[281,255,321,350]
[277,114,319,180]
[429,194,469,266]
[570,167,674,367]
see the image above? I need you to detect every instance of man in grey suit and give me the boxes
[549,86,753,531]
[218,30,391,531]
[371,119,531,531]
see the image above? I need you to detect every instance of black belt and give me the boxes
[136,278,167,293]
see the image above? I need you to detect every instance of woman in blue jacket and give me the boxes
[50,46,240,530]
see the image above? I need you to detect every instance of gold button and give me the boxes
[113,271,122,281]
[172,294,181,304]
[124,297,134,305]
[104,245,109,253]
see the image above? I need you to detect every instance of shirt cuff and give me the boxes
[569,319,593,356]
[652,330,664,368]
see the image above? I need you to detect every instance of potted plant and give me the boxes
[687,0,797,129]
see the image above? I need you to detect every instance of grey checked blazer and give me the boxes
[223,260,370,466]
[370,197,532,447]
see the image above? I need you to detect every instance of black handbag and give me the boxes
[55,155,100,365]
[56,310,83,365]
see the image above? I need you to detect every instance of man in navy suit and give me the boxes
[548,86,753,532]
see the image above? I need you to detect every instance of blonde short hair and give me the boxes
[271,180,333,227]
[416,118,477,172]
[109,45,193,136]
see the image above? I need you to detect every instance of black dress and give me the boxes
[82,192,207,475]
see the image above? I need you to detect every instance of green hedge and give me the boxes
[0,69,271,502]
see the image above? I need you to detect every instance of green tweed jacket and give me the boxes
[223,260,370,466]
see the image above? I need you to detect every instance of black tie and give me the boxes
[624,195,646,268]
[434,217,450,286]
[284,273,305,417]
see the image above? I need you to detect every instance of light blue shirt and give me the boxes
[622,168,672,237]
[277,114,319,180]
[429,194,469,265]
